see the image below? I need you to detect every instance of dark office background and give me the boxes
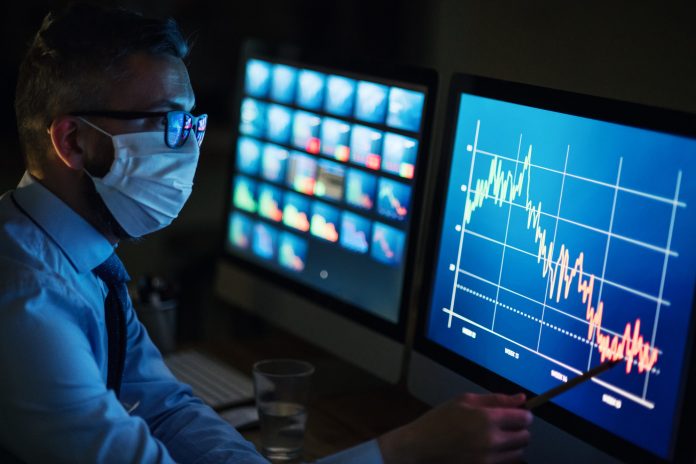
[1,0,695,342]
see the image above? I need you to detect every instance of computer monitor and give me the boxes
[408,73,696,462]
[216,40,436,382]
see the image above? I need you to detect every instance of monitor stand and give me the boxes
[215,260,404,384]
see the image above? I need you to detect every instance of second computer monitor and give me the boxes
[217,41,436,382]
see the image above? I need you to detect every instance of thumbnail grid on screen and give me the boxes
[228,59,426,275]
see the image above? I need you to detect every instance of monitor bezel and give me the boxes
[412,72,696,463]
[219,39,438,343]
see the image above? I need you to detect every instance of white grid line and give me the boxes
[587,157,623,370]
[447,120,481,329]
[476,148,686,208]
[455,284,660,375]
[492,134,524,330]
[456,267,664,355]
[643,170,682,398]
[537,145,570,351]
[465,187,678,258]
[442,306,655,409]
[461,228,670,307]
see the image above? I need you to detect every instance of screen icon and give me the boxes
[387,87,425,132]
[236,136,262,176]
[278,232,308,272]
[232,175,258,213]
[270,64,298,104]
[252,221,278,260]
[371,222,405,265]
[340,211,372,254]
[350,125,383,170]
[310,201,341,242]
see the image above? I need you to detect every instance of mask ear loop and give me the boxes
[78,117,114,179]
[78,117,114,138]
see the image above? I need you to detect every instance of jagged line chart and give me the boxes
[443,119,685,409]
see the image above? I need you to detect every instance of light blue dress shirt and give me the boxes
[0,174,383,464]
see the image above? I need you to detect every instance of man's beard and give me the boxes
[82,176,139,243]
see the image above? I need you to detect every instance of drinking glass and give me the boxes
[253,359,315,461]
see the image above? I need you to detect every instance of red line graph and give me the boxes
[464,143,660,374]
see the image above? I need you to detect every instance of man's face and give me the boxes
[82,52,196,176]
[78,52,196,240]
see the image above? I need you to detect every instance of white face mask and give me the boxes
[80,118,200,238]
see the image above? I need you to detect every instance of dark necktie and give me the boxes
[93,252,131,398]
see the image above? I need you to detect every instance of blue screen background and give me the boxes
[426,93,696,459]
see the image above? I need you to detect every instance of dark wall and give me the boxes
[1,1,694,339]
[4,1,694,185]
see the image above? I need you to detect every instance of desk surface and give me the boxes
[198,300,429,461]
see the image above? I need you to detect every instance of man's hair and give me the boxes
[15,2,189,170]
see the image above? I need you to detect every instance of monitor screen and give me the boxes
[420,75,696,461]
[224,48,432,327]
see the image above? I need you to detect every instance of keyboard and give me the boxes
[164,349,254,410]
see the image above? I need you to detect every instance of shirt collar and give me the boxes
[13,172,115,273]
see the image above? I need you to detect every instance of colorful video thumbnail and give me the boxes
[278,232,308,272]
[266,104,293,145]
[340,211,371,254]
[236,136,262,176]
[350,125,383,170]
[371,222,405,265]
[282,191,311,232]
[345,169,377,211]
[315,160,345,202]
[270,64,298,104]
[286,152,317,195]
[324,75,356,117]
[382,133,418,179]
[244,59,271,98]
[377,178,411,221]
[228,212,253,250]
[261,144,289,184]
[297,70,325,111]
[258,183,284,223]
[355,81,389,125]
[292,110,322,154]
[252,222,278,260]
[232,175,257,213]
[320,117,351,162]
[239,98,266,138]
[310,201,340,242]
[387,87,425,133]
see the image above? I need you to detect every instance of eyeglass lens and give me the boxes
[166,111,207,148]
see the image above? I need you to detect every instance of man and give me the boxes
[0,3,532,463]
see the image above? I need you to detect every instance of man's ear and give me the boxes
[48,116,86,171]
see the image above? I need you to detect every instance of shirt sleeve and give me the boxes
[118,296,268,464]
[0,264,268,463]
[314,440,384,464]
[0,266,174,463]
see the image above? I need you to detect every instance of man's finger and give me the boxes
[490,407,533,430]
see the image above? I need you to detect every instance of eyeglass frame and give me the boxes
[69,110,208,149]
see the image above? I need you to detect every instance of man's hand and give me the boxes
[378,392,532,464]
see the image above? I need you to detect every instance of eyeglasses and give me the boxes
[71,110,208,149]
